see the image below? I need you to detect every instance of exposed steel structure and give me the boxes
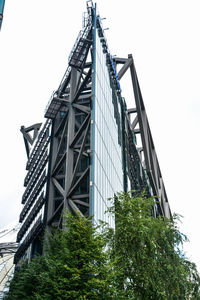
[15,1,171,265]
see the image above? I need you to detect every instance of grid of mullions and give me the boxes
[92,30,124,226]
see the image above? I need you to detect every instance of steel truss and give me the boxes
[44,50,171,226]
[113,55,171,217]
[45,64,92,227]
[17,1,171,263]
[20,123,42,158]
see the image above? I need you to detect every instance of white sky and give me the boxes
[0,0,200,269]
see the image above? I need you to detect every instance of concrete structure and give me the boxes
[15,1,171,265]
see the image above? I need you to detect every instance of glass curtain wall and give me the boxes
[90,6,124,227]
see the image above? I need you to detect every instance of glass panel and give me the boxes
[91,26,124,227]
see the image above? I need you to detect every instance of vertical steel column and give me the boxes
[63,68,79,210]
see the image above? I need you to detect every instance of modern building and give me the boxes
[0,223,19,299]
[0,0,5,30]
[14,1,171,264]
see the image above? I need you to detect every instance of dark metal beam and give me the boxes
[20,123,42,158]
[113,57,128,64]
[118,57,133,80]
[73,67,92,103]
[73,199,89,207]
[70,119,90,188]
[68,199,84,217]
[47,201,64,225]
[127,108,137,114]
[52,178,65,197]
[129,58,171,217]
[52,152,67,177]
[67,167,90,198]
[131,115,138,130]
[73,103,90,114]
[70,113,91,148]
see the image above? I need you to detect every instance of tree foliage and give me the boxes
[107,192,200,299]
[5,213,114,300]
[5,193,200,299]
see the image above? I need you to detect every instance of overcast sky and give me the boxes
[0,0,200,268]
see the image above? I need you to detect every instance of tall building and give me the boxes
[14,1,171,264]
[0,0,5,30]
[0,223,19,299]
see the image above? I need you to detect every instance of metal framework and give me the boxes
[15,0,171,264]
[113,55,171,217]
[15,120,51,263]
[44,2,93,227]
[20,123,42,158]
[44,2,171,226]
[46,66,92,227]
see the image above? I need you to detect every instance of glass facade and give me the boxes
[91,14,124,226]
[0,0,5,30]
[0,0,5,14]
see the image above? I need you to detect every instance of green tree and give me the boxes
[5,193,200,300]
[5,213,115,300]
[107,192,200,299]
